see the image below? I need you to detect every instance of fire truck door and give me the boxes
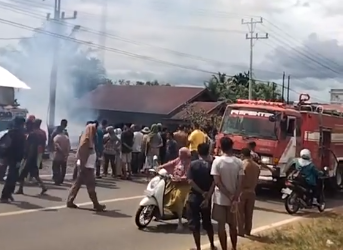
[321,130,331,168]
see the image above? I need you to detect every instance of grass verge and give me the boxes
[240,210,343,250]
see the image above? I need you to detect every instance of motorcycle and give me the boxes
[281,167,329,215]
[135,168,187,229]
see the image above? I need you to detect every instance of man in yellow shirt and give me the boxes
[188,123,206,160]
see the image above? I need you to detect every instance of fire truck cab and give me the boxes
[216,94,343,190]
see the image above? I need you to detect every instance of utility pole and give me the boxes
[46,0,77,127]
[242,17,268,100]
[99,0,108,63]
[281,72,285,101]
[287,75,291,104]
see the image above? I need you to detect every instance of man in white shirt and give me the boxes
[211,137,244,250]
[131,124,144,174]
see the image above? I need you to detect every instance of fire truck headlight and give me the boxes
[261,156,272,164]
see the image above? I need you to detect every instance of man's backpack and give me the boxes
[0,132,11,157]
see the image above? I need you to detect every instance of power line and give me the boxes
[262,19,343,72]
[0,9,328,102]
[2,0,340,81]
[0,17,217,74]
[9,0,343,76]
[0,37,27,40]
[257,25,342,77]
[242,17,268,100]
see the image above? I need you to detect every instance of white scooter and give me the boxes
[135,159,187,229]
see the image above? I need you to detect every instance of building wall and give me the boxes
[98,110,168,127]
[330,89,343,104]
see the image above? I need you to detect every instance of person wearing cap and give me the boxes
[1,116,26,203]
[295,149,323,205]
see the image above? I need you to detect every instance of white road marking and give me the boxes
[39,173,72,178]
[199,206,339,250]
[0,195,144,217]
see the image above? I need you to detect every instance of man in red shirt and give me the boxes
[35,119,47,170]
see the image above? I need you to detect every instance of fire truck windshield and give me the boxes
[221,110,277,140]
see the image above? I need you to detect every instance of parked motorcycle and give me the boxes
[135,168,187,229]
[281,167,329,215]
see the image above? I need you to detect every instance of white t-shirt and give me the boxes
[132,131,144,152]
[211,155,244,206]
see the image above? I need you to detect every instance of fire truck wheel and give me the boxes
[327,164,343,193]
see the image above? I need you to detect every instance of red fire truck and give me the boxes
[215,94,343,190]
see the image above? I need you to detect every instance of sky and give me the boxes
[0,0,342,106]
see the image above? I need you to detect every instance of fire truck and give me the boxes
[215,94,343,190]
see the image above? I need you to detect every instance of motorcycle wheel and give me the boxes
[284,192,300,215]
[135,205,155,229]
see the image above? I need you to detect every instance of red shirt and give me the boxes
[36,129,47,154]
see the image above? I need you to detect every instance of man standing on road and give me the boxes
[238,148,260,237]
[52,127,71,185]
[211,137,244,250]
[187,143,217,250]
[0,117,26,203]
[102,126,120,177]
[120,125,134,179]
[131,124,143,174]
[95,119,108,178]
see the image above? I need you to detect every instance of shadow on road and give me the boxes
[26,193,63,202]
[141,222,219,235]
[4,200,45,211]
[77,207,131,218]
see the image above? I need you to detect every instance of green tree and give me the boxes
[205,72,281,102]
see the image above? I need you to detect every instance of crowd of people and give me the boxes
[154,137,261,250]
[0,115,263,250]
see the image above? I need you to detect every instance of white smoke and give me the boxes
[0,21,100,141]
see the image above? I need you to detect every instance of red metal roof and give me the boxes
[77,84,206,114]
[171,101,224,120]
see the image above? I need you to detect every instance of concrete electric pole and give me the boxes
[46,0,77,127]
[242,17,268,100]
[99,0,108,64]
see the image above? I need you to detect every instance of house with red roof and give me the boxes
[76,84,226,127]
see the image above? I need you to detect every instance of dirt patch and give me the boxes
[240,209,343,250]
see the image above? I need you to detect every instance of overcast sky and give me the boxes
[1,0,342,103]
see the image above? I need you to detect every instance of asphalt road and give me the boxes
[0,168,342,250]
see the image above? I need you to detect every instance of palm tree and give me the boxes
[204,72,281,102]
